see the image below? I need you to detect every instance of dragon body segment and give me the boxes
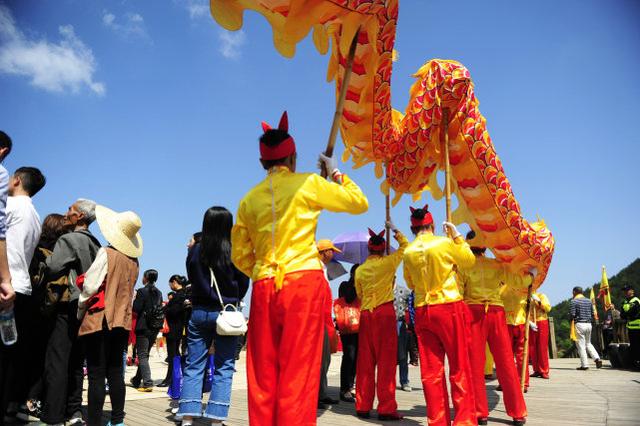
[212,0,555,286]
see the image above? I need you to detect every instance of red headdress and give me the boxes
[409,204,434,227]
[368,228,386,252]
[259,111,296,161]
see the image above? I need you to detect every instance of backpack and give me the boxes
[30,247,71,317]
[144,287,165,330]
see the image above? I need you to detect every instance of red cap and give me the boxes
[368,228,386,252]
[259,111,296,161]
[410,204,434,227]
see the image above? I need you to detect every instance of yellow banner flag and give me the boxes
[570,320,577,341]
[590,287,599,321]
[600,265,612,310]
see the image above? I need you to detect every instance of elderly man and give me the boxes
[41,199,101,426]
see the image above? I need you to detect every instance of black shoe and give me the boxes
[340,392,355,403]
[478,417,488,425]
[595,359,603,369]
[530,372,542,378]
[513,417,527,426]
[496,384,502,391]
[319,397,339,405]
[378,412,403,421]
[576,366,589,371]
[157,381,169,388]
[317,402,328,410]
[356,411,370,419]
[129,377,140,388]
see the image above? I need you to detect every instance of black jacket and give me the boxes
[133,283,163,335]
[164,289,187,339]
[186,243,249,309]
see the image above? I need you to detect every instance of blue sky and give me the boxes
[1,0,639,307]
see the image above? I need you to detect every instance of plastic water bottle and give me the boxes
[0,309,17,345]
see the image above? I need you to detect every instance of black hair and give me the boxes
[144,269,158,284]
[573,286,583,295]
[200,206,233,273]
[368,235,386,254]
[14,167,46,196]
[193,232,202,243]
[0,131,12,160]
[169,274,187,286]
[260,129,294,169]
[410,207,434,234]
[466,230,486,255]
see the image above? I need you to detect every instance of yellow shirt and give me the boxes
[459,255,531,308]
[501,276,533,325]
[402,233,475,307]
[532,292,551,321]
[231,166,368,289]
[355,233,409,312]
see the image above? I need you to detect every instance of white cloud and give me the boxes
[180,0,209,20]
[0,5,105,95]
[218,30,245,60]
[102,10,150,42]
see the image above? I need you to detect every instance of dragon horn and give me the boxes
[261,121,272,132]
[423,204,429,212]
[378,229,386,238]
[278,111,289,132]
[368,228,376,238]
[409,206,416,214]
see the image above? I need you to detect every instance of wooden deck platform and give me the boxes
[13,350,640,425]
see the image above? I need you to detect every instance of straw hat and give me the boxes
[96,205,143,258]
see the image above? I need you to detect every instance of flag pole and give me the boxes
[385,186,391,255]
[321,27,360,178]
[442,108,452,234]
[521,284,533,391]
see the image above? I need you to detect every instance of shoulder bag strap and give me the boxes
[210,267,228,311]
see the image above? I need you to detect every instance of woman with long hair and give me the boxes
[177,206,249,426]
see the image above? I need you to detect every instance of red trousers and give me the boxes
[415,301,476,426]
[355,302,398,415]
[507,324,529,388]
[468,305,527,419]
[247,271,326,426]
[529,319,550,376]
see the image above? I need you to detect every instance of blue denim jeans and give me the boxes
[178,307,239,420]
[397,320,409,386]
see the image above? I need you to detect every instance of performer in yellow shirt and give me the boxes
[354,223,407,421]
[402,205,476,426]
[501,270,536,392]
[459,231,531,426]
[231,111,368,426]
[529,292,552,379]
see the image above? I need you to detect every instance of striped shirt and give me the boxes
[570,296,593,323]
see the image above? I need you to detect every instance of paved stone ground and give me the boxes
[10,347,640,425]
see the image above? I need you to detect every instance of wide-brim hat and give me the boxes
[96,205,143,258]
[317,239,342,253]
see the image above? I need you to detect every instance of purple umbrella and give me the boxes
[332,231,396,265]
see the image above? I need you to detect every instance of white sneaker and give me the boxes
[401,384,412,392]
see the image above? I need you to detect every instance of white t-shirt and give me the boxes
[7,195,41,295]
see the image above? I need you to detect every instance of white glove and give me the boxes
[529,321,538,332]
[531,294,541,303]
[442,221,461,239]
[385,220,398,232]
[318,153,339,178]
[529,267,538,278]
